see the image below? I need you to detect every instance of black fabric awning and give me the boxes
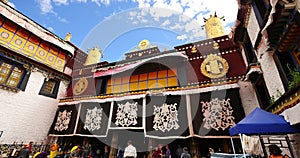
[110,98,144,129]
[76,102,111,137]
[190,88,245,137]
[145,95,190,138]
[49,88,245,138]
[48,105,78,136]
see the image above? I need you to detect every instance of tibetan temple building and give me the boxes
[47,13,252,157]
[1,0,300,157]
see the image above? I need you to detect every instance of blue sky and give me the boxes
[8,0,238,62]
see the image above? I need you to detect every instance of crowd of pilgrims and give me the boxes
[0,142,192,158]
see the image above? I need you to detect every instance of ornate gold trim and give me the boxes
[200,54,229,78]
[73,77,88,95]
[213,43,219,49]
[191,46,197,53]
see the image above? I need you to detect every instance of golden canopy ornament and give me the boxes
[73,77,88,95]
[200,54,229,78]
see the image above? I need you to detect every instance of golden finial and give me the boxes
[84,46,104,66]
[1,0,8,4]
[130,39,156,52]
[138,39,150,50]
[65,32,72,42]
[204,12,226,39]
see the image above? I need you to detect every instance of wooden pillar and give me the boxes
[223,139,229,153]
[109,132,118,158]
[190,138,200,158]
[148,138,155,158]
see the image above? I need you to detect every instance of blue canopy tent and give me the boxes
[229,107,300,136]
[229,107,300,157]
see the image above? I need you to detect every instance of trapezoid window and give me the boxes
[106,68,178,94]
[39,78,60,98]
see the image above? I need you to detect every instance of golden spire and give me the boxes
[203,12,225,39]
[84,46,103,66]
[65,32,72,42]
[138,39,150,50]
[1,0,8,3]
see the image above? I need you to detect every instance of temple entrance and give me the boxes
[56,136,243,158]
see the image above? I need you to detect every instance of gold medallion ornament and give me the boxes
[138,39,150,50]
[73,77,88,95]
[200,54,229,78]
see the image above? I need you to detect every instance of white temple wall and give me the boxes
[237,80,260,115]
[247,7,260,47]
[256,39,285,100]
[0,71,66,144]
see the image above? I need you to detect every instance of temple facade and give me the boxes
[47,13,260,157]
[0,0,300,157]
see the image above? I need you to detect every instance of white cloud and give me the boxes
[184,20,200,32]
[47,26,55,32]
[152,0,183,14]
[179,14,190,23]
[132,0,151,8]
[161,19,170,26]
[170,23,184,31]
[201,0,238,24]
[129,11,137,17]
[177,34,187,40]
[131,0,238,30]
[74,0,88,2]
[36,0,115,14]
[149,7,178,18]
[7,2,15,8]
[132,21,138,25]
[58,16,69,23]
[36,0,54,14]
[53,0,68,5]
[91,0,105,6]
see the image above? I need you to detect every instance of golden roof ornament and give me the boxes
[84,46,104,66]
[130,39,155,52]
[65,32,72,42]
[203,12,226,39]
[1,0,8,4]
[191,46,197,53]
[138,39,150,50]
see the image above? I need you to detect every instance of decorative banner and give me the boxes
[190,88,245,136]
[48,105,78,135]
[145,95,190,138]
[153,102,179,132]
[202,98,235,131]
[174,37,246,84]
[110,98,143,128]
[76,102,111,137]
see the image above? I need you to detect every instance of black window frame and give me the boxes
[243,32,258,64]
[254,76,271,109]
[0,56,30,91]
[39,78,60,99]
